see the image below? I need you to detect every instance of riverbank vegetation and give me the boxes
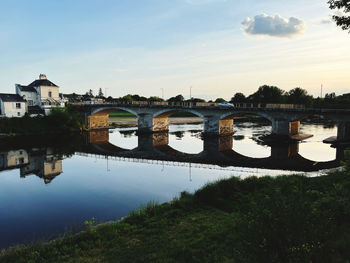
[0,105,84,135]
[1,154,349,262]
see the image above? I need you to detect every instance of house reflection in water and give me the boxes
[0,150,29,169]
[0,148,63,184]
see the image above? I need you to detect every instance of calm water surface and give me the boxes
[0,122,342,248]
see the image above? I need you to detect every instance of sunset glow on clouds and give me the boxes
[0,0,349,100]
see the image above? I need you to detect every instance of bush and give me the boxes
[0,105,83,134]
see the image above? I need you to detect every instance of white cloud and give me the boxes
[242,14,306,38]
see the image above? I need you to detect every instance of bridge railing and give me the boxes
[77,100,306,109]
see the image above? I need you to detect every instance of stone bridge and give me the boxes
[80,104,350,141]
[82,130,345,172]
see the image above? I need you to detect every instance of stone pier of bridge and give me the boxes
[337,121,350,142]
[271,119,301,137]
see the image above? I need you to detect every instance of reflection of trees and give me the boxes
[233,135,245,141]
[119,130,136,138]
[173,131,185,139]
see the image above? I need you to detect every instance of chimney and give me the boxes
[39,74,47,80]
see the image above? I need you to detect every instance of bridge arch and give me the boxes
[141,108,206,134]
[91,107,139,118]
[219,111,274,123]
[87,107,139,130]
[152,108,205,119]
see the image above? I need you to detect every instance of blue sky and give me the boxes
[0,0,349,100]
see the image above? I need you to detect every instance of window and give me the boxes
[17,112,21,116]
[48,91,52,98]
[16,103,21,109]
[28,100,33,106]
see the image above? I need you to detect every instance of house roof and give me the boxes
[17,85,37,93]
[28,79,58,88]
[0,93,27,102]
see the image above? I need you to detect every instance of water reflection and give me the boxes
[0,149,63,184]
[0,123,347,249]
[85,129,344,172]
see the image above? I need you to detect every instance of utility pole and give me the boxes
[190,86,192,101]
[161,88,164,100]
[321,84,323,98]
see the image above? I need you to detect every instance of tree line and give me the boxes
[63,85,350,109]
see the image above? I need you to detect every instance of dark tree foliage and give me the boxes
[167,95,185,102]
[215,98,226,103]
[287,87,313,104]
[120,94,148,102]
[88,89,93,97]
[230,92,246,103]
[328,0,350,32]
[98,88,104,97]
[248,85,285,103]
[148,96,164,102]
[186,98,206,103]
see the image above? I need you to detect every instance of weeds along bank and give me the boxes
[0,105,84,135]
[1,154,349,263]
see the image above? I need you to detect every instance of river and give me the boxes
[0,120,345,249]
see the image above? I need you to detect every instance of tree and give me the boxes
[215,98,226,103]
[186,98,206,103]
[248,85,285,103]
[328,0,350,32]
[167,95,184,102]
[286,87,313,104]
[121,95,133,102]
[148,96,164,102]
[88,89,93,97]
[98,88,104,97]
[230,92,246,103]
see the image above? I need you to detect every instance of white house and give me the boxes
[0,93,27,118]
[16,74,65,115]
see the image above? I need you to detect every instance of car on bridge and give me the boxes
[218,102,234,107]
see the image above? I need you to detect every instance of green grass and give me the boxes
[109,111,136,118]
[1,166,350,263]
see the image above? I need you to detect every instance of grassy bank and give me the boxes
[1,159,350,263]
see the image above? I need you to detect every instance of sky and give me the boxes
[0,0,349,101]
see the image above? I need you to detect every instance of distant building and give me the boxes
[16,74,65,115]
[83,97,105,105]
[0,93,27,117]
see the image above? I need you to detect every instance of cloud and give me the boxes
[242,14,306,38]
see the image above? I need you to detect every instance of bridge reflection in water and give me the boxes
[84,130,344,172]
